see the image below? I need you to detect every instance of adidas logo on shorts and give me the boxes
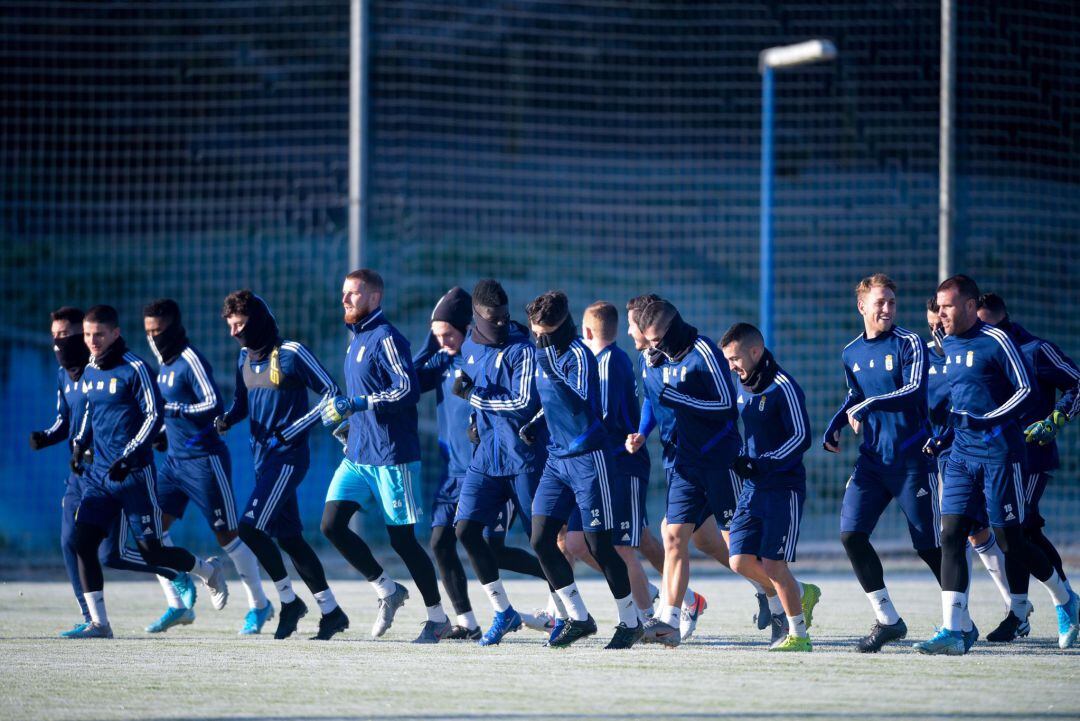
[916,488,928,497]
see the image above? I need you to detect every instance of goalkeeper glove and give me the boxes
[1025,410,1067,446]
[321,395,368,427]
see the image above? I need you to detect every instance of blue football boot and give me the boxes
[478,607,522,646]
[913,627,965,655]
[1056,589,1080,649]
[172,572,197,609]
[240,603,275,635]
[146,607,196,633]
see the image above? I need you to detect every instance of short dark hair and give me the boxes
[937,274,980,302]
[977,292,1008,317]
[50,306,84,325]
[143,298,181,324]
[636,299,678,334]
[473,279,508,308]
[345,268,384,293]
[720,322,764,349]
[925,295,939,313]
[626,294,662,319]
[84,304,119,328]
[584,301,618,340]
[526,291,569,327]
[222,289,258,319]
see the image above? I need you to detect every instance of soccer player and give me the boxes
[976,292,1078,642]
[31,306,189,636]
[412,286,545,640]
[451,279,553,646]
[525,290,641,649]
[915,275,1078,654]
[634,299,743,646]
[562,301,655,622]
[144,299,272,634]
[318,269,450,643]
[215,290,346,641]
[822,273,941,652]
[624,294,772,638]
[67,305,227,639]
[721,323,813,652]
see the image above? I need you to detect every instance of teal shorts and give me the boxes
[326,459,422,526]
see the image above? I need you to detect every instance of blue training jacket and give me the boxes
[654,335,740,468]
[415,339,474,479]
[535,336,608,458]
[824,325,931,470]
[638,352,677,467]
[735,361,811,491]
[223,339,338,469]
[75,347,163,472]
[462,322,544,476]
[156,344,227,460]
[942,319,1033,462]
[342,309,421,467]
[1005,322,1080,473]
[927,342,951,442]
[596,343,650,479]
[38,367,90,450]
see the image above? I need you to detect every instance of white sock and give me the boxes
[638,606,655,622]
[274,577,297,604]
[223,537,268,609]
[788,613,807,638]
[84,591,108,626]
[767,594,784,616]
[158,575,185,609]
[661,604,680,628]
[313,589,338,615]
[615,594,639,628]
[867,588,900,625]
[189,556,214,583]
[683,589,697,608]
[749,579,767,594]
[1010,593,1030,618]
[974,535,1012,606]
[556,583,588,621]
[426,604,449,623]
[456,611,478,629]
[942,591,967,632]
[369,573,397,600]
[549,591,568,620]
[483,580,511,613]
[1041,570,1071,606]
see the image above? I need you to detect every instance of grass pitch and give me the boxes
[2,569,1078,720]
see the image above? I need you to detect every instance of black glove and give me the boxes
[467,414,480,445]
[731,456,759,479]
[152,430,168,453]
[107,457,132,482]
[452,371,475,399]
[213,415,231,435]
[69,445,87,475]
[29,431,47,451]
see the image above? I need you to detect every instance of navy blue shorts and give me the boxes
[941,454,1026,529]
[1022,470,1051,529]
[566,472,647,546]
[840,460,940,550]
[240,456,308,538]
[157,451,238,533]
[455,467,539,538]
[665,463,741,530]
[433,474,516,539]
[77,464,164,542]
[532,449,616,531]
[728,484,805,562]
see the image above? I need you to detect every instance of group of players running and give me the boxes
[31,269,1079,654]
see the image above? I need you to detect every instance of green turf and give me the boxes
[1,571,1078,720]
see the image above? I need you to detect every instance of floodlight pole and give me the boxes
[758,40,837,346]
[939,0,955,282]
[348,0,368,272]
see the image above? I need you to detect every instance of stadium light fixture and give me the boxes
[758,40,837,346]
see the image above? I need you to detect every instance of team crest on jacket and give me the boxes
[758,395,766,411]
[885,354,893,371]
[966,350,974,367]
[109,378,117,394]
[356,346,366,363]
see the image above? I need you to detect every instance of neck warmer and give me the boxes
[92,336,128,371]
[148,321,189,366]
[54,334,90,381]
[472,304,510,347]
[544,314,578,354]
[656,312,698,363]
[645,348,665,368]
[741,347,778,395]
[236,295,281,362]
[432,287,472,335]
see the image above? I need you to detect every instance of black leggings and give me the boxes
[841,531,942,592]
[432,524,471,614]
[238,523,329,595]
[75,521,194,594]
[531,515,631,599]
[996,523,1055,597]
[456,519,500,585]
[941,515,1056,594]
[321,500,383,580]
[1009,525,1067,595]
